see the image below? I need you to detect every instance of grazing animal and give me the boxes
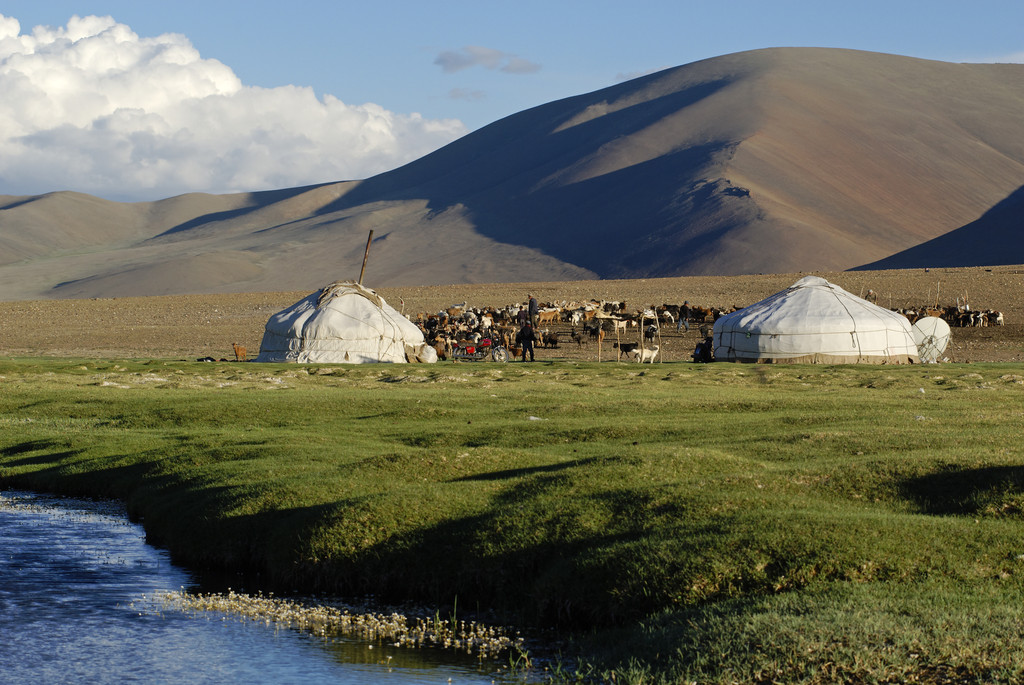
[232,343,247,361]
[627,345,659,363]
[538,309,560,325]
[612,341,640,361]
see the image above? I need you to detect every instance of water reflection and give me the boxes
[0,491,533,684]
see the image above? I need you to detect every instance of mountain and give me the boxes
[854,184,1024,270]
[1,47,1023,300]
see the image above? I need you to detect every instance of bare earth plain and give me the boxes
[2,266,1023,363]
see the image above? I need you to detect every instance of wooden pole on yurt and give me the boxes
[358,230,374,284]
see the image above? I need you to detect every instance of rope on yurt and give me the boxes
[825,280,865,362]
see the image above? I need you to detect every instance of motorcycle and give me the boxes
[451,336,509,362]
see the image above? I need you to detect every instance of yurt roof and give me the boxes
[255,281,433,364]
[712,276,919,364]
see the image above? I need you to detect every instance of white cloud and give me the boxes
[0,14,468,200]
[434,45,541,74]
[448,87,486,101]
[501,56,542,75]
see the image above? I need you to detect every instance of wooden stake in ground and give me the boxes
[656,319,663,363]
[358,230,374,284]
[638,313,645,362]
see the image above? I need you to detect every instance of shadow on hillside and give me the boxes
[149,183,337,239]
[854,183,1024,270]
[307,77,753,276]
[898,464,1024,516]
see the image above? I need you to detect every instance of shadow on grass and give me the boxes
[2,439,71,458]
[2,443,684,628]
[3,439,771,632]
[899,465,1024,516]
[447,456,605,482]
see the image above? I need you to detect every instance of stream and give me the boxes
[0,490,537,684]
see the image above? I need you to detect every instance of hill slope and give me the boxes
[855,184,1024,269]
[1,48,1023,300]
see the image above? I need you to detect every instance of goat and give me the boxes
[612,341,640,361]
[537,308,560,325]
[539,330,560,348]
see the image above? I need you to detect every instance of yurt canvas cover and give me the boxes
[712,276,919,364]
[256,281,435,364]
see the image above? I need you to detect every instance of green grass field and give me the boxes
[3,357,1024,683]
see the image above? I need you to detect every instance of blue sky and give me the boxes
[1,1,1021,200]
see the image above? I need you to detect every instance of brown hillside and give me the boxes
[858,185,1024,269]
[1,49,1023,300]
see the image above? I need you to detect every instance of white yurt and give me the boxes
[712,276,919,364]
[255,281,436,364]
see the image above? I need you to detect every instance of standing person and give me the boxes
[517,306,529,327]
[528,294,539,328]
[517,323,537,362]
[677,301,691,332]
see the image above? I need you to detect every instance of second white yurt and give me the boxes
[255,281,436,364]
[712,276,919,364]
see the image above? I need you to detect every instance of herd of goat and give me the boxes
[414,298,1005,362]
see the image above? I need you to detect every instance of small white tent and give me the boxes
[255,281,436,364]
[712,276,919,364]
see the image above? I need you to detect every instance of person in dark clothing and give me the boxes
[528,294,539,328]
[692,324,714,362]
[517,323,537,361]
[677,301,691,332]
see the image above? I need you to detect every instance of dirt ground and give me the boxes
[2,266,1023,363]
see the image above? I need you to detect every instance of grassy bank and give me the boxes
[3,358,1024,682]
